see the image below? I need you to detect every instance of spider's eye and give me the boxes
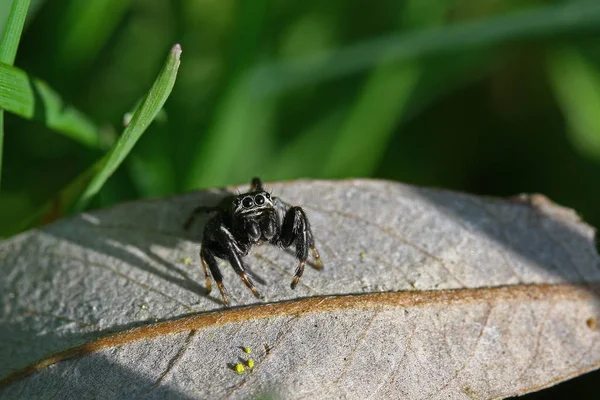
[242,197,254,208]
[255,194,265,205]
[234,198,241,206]
[265,192,270,199]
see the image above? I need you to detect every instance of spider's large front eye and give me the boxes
[242,197,254,208]
[255,194,265,205]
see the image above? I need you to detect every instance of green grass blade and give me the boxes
[55,0,132,69]
[183,0,274,190]
[251,0,600,94]
[0,62,102,148]
[324,61,420,177]
[0,111,4,191]
[182,74,275,190]
[269,109,346,180]
[0,0,29,64]
[0,0,30,191]
[548,48,600,160]
[74,44,182,211]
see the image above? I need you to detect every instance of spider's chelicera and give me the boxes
[184,177,322,305]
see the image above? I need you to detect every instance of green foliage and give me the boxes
[75,44,182,211]
[0,63,101,148]
[1,0,600,247]
[52,0,132,70]
[548,48,600,160]
[0,0,29,190]
[0,0,29,65]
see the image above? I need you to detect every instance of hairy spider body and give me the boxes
[185,177,322,305]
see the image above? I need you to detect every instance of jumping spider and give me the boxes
[184,177,322,305]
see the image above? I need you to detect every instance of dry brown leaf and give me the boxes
[1,179,599,399]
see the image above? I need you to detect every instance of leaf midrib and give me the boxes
[1,282,597,389]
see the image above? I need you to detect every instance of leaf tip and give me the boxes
[172,43,182,58]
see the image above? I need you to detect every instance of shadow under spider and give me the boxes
[44,189,233,306]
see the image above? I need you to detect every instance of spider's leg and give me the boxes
[184,206,221,230]
[201,246,230,306]
[250,177,264,192]
[199,247,213,294]
[311,246,323,269]
[279,206,320,289]
[215,226,261,299]
[275,197,323,270]
[273,196,292,214]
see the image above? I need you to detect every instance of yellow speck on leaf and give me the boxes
[360,252,366,260]
[234,363,246,374]
[247,359,255,369]
[181,257,192,265]
[243,347,251,354]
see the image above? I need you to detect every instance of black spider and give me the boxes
[184,177,322,305]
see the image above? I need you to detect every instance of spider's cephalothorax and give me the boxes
[184,177,322,305]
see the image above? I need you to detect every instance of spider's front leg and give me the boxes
[214,225,262,301]
[200,245,227,304]
[278,206,322,289]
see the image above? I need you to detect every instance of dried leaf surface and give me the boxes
[1,179,599,399]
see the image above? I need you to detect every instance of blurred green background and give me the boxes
[1,0,600,397]
[2,0,600,236]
